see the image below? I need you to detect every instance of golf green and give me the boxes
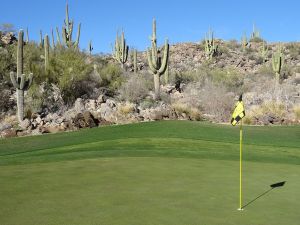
[0,121,299,225]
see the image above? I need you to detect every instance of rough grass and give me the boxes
[0,121,299,225]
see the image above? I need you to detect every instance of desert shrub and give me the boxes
[0,45,16,82]
[244,101,287,125]
[183,81,235,122]
[0,83,13,112]
[98,63,124,92]
[25,83,44,114]
[118,102,136,115]
[23,42,45,83]
[118,74,151,103]
[225,39,239,50]
[285,43,300,59]
[293,105,300,121]
[208,67,243,90]
[48,48,93,103]
[249,37,264,43]
[140,98,156,109]
[172,102,202,121]
[258,101,285,117]
[256,64,274,76]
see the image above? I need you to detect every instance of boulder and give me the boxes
[19,119,31,129]
[74,98,85,113]
[73,111,98,128]
[0,123,12,132]
[1,128,17,138]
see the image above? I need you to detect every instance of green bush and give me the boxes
[207,67,243,89]
[48,48,93,103]
[0,45,16,82]
[98,63,124,92]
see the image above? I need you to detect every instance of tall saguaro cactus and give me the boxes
[39,30,44,48]
[51,28,55,48]
[10,30,33,122]
[133,49,137,73]
[113,31,129,68]
[56,27,61,45]
[272,44,284,84]
[204,28,218,59]
[44,34,50,70]
[88,40,93,55]
[251,23,260,39]
[61,3,81,48]
[272,44,284,100]
[147,19,169,100]
[260,41,268,61]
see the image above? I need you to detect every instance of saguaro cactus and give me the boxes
[251,23,260,39]
[61,3,81,48]
[44,34,50,70]
[51,28,55,48]
[133,49,137,73]
[241,32,248,51]
[272,44,284,84]
[204,28,218,59]
[10,30,33,122]
[272,44,284,101]
[39,30,44,48]
[56,27,61,45]
[260,41,268,61]
[88,40,93,55]
[113,31,129,68]
[147,19,169,100]
[25,27,29,43]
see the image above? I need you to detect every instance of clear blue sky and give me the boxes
[1,0,300,53]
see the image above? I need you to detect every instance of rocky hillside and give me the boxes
[1,31,300,138]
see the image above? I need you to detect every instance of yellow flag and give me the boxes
[231,95,245,126]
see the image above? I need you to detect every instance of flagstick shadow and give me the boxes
[242,188,273,209]
[242,181,286,210]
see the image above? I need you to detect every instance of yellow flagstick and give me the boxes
[238,118,243,211]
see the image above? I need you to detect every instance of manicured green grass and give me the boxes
[0,121,299,225]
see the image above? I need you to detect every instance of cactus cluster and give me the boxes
[204,29,218,59]
[272,44,284,84]
[147,19,169,100]
[56,3,81,48]
[113,31,129,68]
[10,30,33,122]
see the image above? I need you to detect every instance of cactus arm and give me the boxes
[75,23,81,47]
[19,74,26,90]
[25,73,33,90]
[10,72,18,89]
[147,48,157,74]
[56,27,61,45]
[158,39,169,74]
[51,29,55,48]
[62,27,67,45]
[26,27,29,43]
[17,30,24,78]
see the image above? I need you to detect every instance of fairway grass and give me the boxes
[0,121,299,225]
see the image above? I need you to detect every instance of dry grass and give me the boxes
[172,102,202,121]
